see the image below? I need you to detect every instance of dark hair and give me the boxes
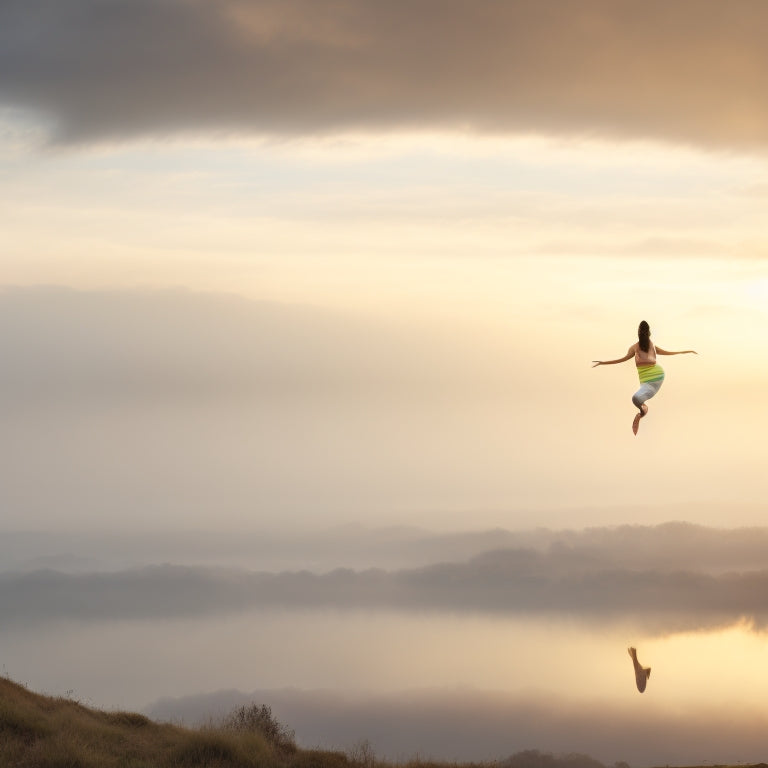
[638,320,650,353]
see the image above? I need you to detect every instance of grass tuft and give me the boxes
[103,712,151,729]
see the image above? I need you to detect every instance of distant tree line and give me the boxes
[501,749,629,768]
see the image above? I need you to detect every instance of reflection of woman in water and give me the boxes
[592,321,697,435]
[628,646,651,693]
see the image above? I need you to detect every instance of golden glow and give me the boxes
[645,622,768,707]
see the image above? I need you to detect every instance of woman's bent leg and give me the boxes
[631,380,663,435]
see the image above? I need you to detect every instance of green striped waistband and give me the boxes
[637,364,665,383]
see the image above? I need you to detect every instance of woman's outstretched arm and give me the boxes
[655,346,697,356]
[592,347,634,367]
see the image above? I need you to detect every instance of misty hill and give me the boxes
[5,522,768,634]
[3,520,768,574]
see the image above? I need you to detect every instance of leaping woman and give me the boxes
[592,321,697,435]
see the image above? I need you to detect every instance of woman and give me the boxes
[592,321,696,435]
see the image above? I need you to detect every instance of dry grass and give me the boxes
[0,675,287,768]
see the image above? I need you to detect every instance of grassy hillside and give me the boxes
[0,675,349,768]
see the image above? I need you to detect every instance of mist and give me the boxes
[3,4,768,766]
[5,519,768,765]
[145,687,768,767]
[4,522,768,633]
[0,285,763,533]
[0,285,552,531]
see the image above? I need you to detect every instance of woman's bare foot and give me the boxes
[632,404,648,435]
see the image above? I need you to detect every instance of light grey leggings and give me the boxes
[632,379,663,410]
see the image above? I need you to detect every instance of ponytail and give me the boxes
[638,320,650,353]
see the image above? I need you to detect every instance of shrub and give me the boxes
[220,703,296,754]
[348,739,375,768]
[502,751,606,768]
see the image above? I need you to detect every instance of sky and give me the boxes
[3,2,768,766]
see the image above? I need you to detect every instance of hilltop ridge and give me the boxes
[0,675,344,768]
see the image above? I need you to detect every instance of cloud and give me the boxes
[2,1,768,148]
[5,523,768,633]
[0,286,519,406]
[0,285,580,532]
[534,237,730,259]
[144,686,768,766]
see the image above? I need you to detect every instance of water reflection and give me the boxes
[2,609,767,713]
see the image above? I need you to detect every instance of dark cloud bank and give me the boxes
[5,522,768,634]
[2,0,768,148]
